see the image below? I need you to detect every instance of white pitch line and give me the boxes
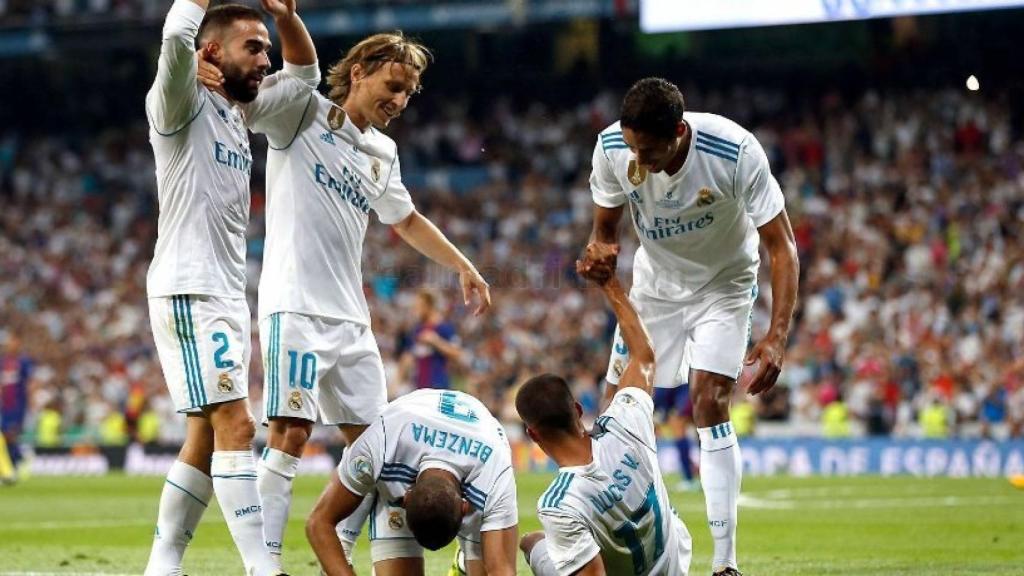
[739,494,1018,510]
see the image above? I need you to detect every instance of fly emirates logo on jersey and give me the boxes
[314,163,370,214]
[631,205,715,242]
[213,141,252,176]
[628,184,719,241]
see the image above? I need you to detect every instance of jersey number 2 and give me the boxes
[212,332,234,368]
[612,484,665,574]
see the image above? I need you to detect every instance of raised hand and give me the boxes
[260,0,295,20]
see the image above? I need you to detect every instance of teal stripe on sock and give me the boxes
[166,478,208,508]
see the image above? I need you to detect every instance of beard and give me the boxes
[220,61,261,103]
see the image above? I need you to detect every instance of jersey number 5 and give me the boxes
[612,484,665,574]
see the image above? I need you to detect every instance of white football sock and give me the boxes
[144,460,212,576]
[211,450,277,576]
[698,421,742,572]
[257,447,300,569]
[336,493,374,564]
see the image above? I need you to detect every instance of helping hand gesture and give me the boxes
[576,242,619,286]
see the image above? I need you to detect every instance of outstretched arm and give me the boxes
[577,243,655,396]
[392,210,491,316]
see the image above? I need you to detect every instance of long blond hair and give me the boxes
[326,32,432,104]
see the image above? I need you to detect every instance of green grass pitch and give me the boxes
[0,474,1022,574]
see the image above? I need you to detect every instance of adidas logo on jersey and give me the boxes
[320,132,336,146]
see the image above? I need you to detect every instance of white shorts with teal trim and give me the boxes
[366,491,484,563]
[259,312,386,425]
[149,295,251,413]
[605,286,757,388]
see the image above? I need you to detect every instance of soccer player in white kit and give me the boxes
[579,78,800,575]
[305,389,518,576]
[143,1,318,574]
[197,33,491,570]
[517,243,691,576]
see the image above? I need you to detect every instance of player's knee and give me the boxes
[212,409,256,447]
[519,531,545,557]
[692,383,731,422]
[279,421,311,454]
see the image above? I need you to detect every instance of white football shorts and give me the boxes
[605,286,757,388]
[149,295,251,413]
[260,312,386,425]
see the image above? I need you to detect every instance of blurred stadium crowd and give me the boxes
[2,79,1023,447]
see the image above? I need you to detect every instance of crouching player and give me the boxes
[306,388,518,576]
[516,243,692,575]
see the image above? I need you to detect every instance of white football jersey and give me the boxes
[145,0,318,299]
[337,389,518,537]
[591,113,784,303]
[253,93,415,324]
[536,387,691,576]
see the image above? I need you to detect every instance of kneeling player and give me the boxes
[306,389,518,576]
[516,244,692,575]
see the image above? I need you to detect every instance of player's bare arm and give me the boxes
[260,0,316,66]
[392,210,491,315]
[577,243,655,396]
[306,474,362,576]
[580,204,625,279]
[475,526,518,576]
[745,208,799,395]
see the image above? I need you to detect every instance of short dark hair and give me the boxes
[405,473,463,551]
[515,373,577,434]
[620,77,686,140]
[197,3,264,48]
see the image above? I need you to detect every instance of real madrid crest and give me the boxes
[218,372,233,393]
[613,359,625,378]
[627,159,648,186]
[328,106,346,131]
[371,158,381,183]
[289,391,303,411]
[388,510,405,530]
[697,187,717,207]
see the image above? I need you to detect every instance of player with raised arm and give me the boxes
[198,32,491,570]
[516,243,692,576]
[143,1,318,574]
[305,388,517,576]
[578,78,800,575]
